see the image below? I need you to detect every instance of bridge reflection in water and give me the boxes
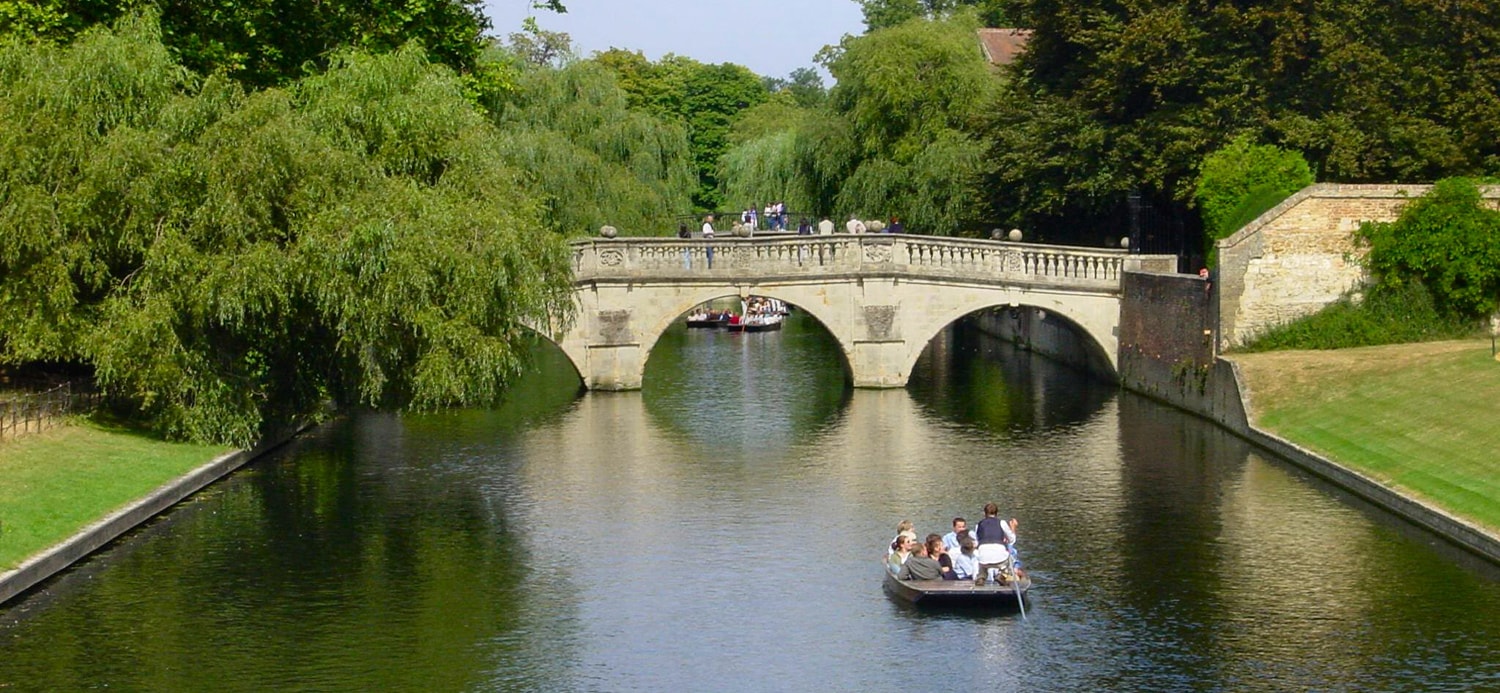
[2,319,1498,689]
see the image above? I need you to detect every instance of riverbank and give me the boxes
[0,421,229,571]
[1229,339,1500,535]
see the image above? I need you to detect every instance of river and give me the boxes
[2,312,1498,691]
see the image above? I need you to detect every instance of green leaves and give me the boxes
[1194,134,1313,259]
[1360,178,1500,320]
[0,18,573,445]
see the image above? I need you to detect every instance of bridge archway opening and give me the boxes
[512,326,587,396]
[639,292,853,392]
[909,303,1118,385]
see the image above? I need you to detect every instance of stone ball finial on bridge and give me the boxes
[599,225,618,238]
[1008,229,1023,242]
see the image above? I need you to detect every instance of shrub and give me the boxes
[1195,135,1314,265]
[1359,177,1500,320]
[1237,281,1481,352]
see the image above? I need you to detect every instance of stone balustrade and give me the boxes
[573,235,1174,292]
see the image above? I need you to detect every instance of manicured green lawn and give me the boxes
[1235,340,1500,534]
[0,421,228,570]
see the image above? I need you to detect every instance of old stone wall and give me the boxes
[1216,183,1500,349]
[1118,270,1220,414]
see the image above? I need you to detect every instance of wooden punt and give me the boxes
[883,569,1031,608]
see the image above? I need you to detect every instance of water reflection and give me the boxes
[2,318,1498,691]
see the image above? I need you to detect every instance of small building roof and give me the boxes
[977,28,1032,66]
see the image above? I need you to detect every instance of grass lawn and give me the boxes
[0,420,228,571]
[1231,339,1500,534]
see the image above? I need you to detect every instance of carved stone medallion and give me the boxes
[1001,250,1024,274]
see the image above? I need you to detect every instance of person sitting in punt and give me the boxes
[941,517,972,553]
[951,536,979,582]
[889,520,916,554]
[887,535,914,575]
[926,534,957,580]
[1007,517,1026,580]
[898,538,943,581]
[728,312,742,326]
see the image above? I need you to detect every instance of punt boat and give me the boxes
[883,569,1031,608]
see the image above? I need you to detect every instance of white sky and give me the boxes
[480,0,867,80]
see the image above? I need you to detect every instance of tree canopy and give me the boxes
[717,13,996,232]
[1,0,495,87]
[989,0,1500,249]
[487,53,696,236]
[593,49,768,210]
[0,16,573,445]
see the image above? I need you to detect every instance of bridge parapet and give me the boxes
[572,235,1174,291]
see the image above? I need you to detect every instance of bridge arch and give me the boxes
[633,285,855,387]
[900,291,1120,381]
[561,236,1175,390]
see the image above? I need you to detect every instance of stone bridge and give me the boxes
[543,235,1176,389]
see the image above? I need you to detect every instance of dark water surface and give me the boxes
[3,315,1499,691]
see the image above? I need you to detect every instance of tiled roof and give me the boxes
[977,28,1032,66]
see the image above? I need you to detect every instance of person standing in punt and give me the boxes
[974,502,1013,585]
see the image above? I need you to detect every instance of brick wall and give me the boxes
[1119,270,1217,412]
[1216,183,1500,349]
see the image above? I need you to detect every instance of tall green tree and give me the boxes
[815,13,998,232]
[0,16,573,445]
[990,0,1500,246]
[593,49,768,210]
[489,56,696,235]
[1194,134,1314,259]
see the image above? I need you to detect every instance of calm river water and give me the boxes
[3,313,1499,691]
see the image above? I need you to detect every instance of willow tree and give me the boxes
[0,17,573,445]
[814,13,999,233]
[490,57,695,235]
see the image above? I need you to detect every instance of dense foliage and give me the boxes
[857,0,1012,31]
[0,18,573,445]
[0,0,494,87]
[487,55,696,235]
[1359,178,1500,319]
[717,13,996,233]
[1194,135,1314,262]
[989,0,1500,249]
[593,49,768,210]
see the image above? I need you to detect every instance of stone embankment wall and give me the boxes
[1120,259,1500,564]
[1118,271,1237,423]
[1216,184,1406,349]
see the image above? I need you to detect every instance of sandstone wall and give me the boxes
[1216,184,1407,349]
[1217,183,1500,349]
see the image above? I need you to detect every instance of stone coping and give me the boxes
[1217,182,1500,254]
[0,426,306,607]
